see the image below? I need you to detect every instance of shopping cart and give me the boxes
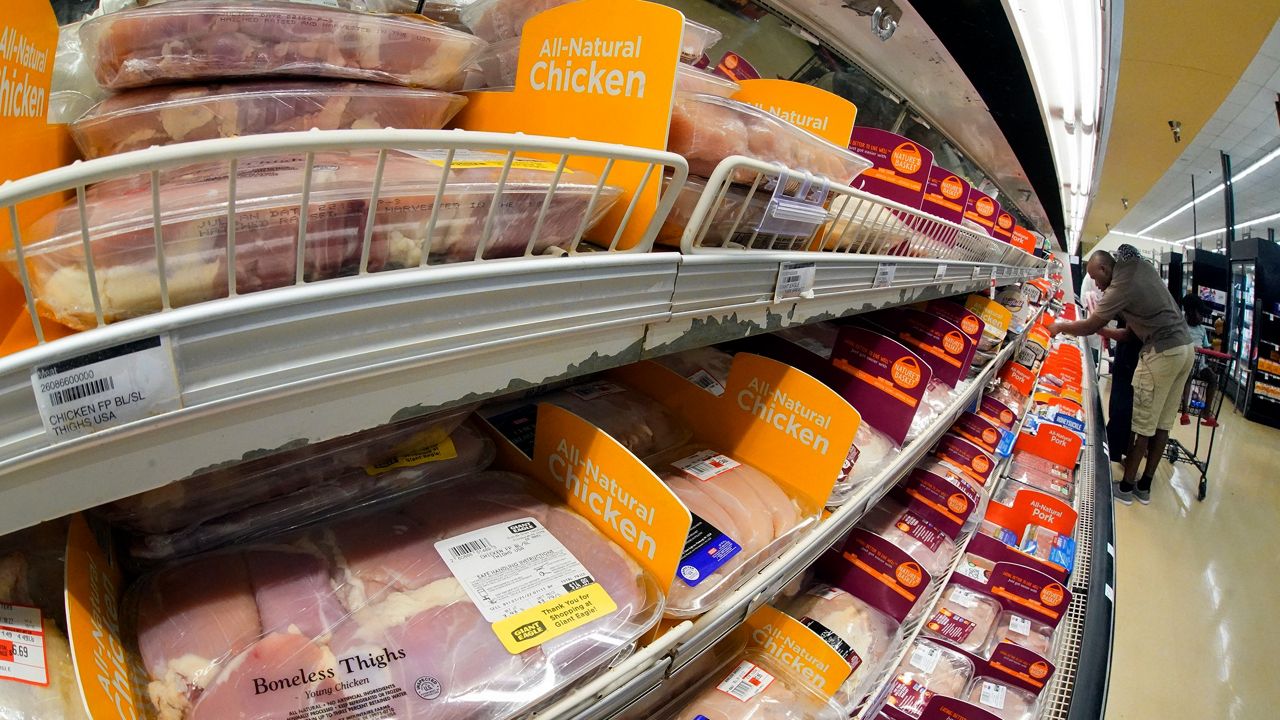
[1166,347,1233,501]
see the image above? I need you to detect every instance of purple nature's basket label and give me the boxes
[952,412,1002,454]
[917,696,1003,720]
[921,165,971,226]
[892,467,976,538]
[815,528,931,624]
[979,395,1019,430]
[848,128,934,208]
[829,326,931,445]
[925,607,977,644]
[935,433,996,486]
[963,188,1000,238]
[984,641,1056,694]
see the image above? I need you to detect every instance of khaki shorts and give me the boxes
[1132,344,1196,435]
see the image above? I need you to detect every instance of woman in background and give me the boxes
[1180,293,1218,427]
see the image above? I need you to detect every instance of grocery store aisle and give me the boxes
[1102,384,1280,719]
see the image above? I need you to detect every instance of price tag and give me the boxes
[774,261,817,302]
[934,263,949,280]
[31,336,182,442]
[972,265,984,279]
[0,603,46,686]
[873,262,897,289]
[909,642,941,673]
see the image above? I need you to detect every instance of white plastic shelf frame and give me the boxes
[0,129,690,533]
[538,323,1044,720]
[644,156,1046,355]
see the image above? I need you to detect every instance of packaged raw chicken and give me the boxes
[840,421,902,493]
[905,379,962,442]
[9,149,621,330]
[859,500,955,579]
[98,415,495,561]
[615,631,746,720]
[0,524,91,720]
[777,322,840,358]
[462,0,722,61]
[874,638,975,719]
[653,345,736,396]
[923,585,1001,655]
[985,611,1054,657]
[71,81,468,158]
[668,94,872,184]
[530,380,693,459]
[782,585,899,702]
[657,173,774,247]
[676,64,742,98]
[648,444,815,617]
[128,471,661,720]
[81,1,485,90]
[666,650,845,720]
[817,198,916,255]
[966,678,1038,720]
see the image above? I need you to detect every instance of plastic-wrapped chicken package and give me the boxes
[615,631,746,720]
[8,149,621,330]
[964,295,1013,353]
[859,501,955,579]
[872,638,975,720]
[71,82,468,159]
[845,422,902,489]
[81,1,486,90]
[905,379,961,443]
[668,94,873,183]
[663,606,851,720]
[818,198,916,254]
[49,21,109,124]
[984,612,1054,658]
[922,585,1001,655]
[646,444,816,618]
[776,322,840,358]
[657,174,775,248]
[116,471,662,720]
[462,0,722,60]
[955,553,996,584]
[95,408,495,561]
[0,523,90,720]
[965,678,1038,720]
[782,585,899,701]
[652,345,736,396]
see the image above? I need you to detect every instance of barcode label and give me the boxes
[957,560,989,583]
[716,661,774,702]
[979,681,1007,709]
[972,265,985,279]
[934,263,949,280]
[448,538,495,558]
[0,603,46,686]
[774,261,816,302]
[565,381,627,401]
[873,262,897,288]
[909,642,941,673]
[672,449,741,481]
[1009,614,1032,636]
[32,336,181,442]
[949,586,980,609]
[687,369,726,396]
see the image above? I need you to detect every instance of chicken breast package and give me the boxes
[10,149,621,329]
[127,471,662,720]
[462,0,722,61]
[648,444,816,617]
[669,93,873,184]
[965,678,1039,720]
[0,524,90,720]
[923,585,1002,655]
[533,380,693,459]
[658,173,778,249]
[653,345,736,396]
[100,418,497,562]
[875,638,975,719]
[985,611,1054,657]
[81,0,486,90]
[783,585,899,702]
[71,81,468,159]
[666,650,845,720]
[860,500,955,579]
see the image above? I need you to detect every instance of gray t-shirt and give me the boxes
[1092,259,1192,352]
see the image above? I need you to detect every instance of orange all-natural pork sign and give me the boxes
[732,78,858,146]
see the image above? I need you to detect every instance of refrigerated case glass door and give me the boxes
[1231,262,1256,392]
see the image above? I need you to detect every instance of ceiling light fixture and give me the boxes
[1137,144,1280,235]
[1176,209,1280,244]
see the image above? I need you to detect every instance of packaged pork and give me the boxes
[782,585,899,703]
[647,444,816,617]
[873,638,975,719]
[859,500,955,579]
[96,412,494,561]
[81,1,486,90]
[0,524,90,720]
[965,678,1038,720]
[1007,452,1074,499]
[70,81,468,158]
[8,149,621,330]
[462,0,723,61]
[984,611,1054,657]
[923,584,1001,655]
[664,650,845,720]
[127,471,662,720]
[668,93,872,184]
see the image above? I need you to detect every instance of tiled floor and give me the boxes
[1101,379,1280,719]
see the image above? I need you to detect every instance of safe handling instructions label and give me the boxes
[31,336,181,441]
[0,602,46,686]
[436,517,616,654]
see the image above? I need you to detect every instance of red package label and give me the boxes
[0,640,11,662]
[830,326,931,444]
[999,361,1036,397]
[952,412,1002,453]
[715,51,762,81]
[993,211,1014,241]
[921,165,971,225]
[849,127,934,208]
[925,607,977,644]
[884,676,934,719]
[816,528,932,624]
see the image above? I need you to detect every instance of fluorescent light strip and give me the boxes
[1177,209,1280,244]
[1110,230,1183,246]
[1139,145,1280,235]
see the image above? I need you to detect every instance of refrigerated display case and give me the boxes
[1159,250,1183,299]
[1228,239,1280,427]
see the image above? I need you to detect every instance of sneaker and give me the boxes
[1113,483,1134,505]
[1134,487,1151,504]
[1180,413,1191,425]
[1201,415,1219,428]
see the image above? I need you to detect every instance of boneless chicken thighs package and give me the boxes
[122,471,662,720]
[80,0,486,90]
[8,149,621,329]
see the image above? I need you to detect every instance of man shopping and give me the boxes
[1049,246,1194,504]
